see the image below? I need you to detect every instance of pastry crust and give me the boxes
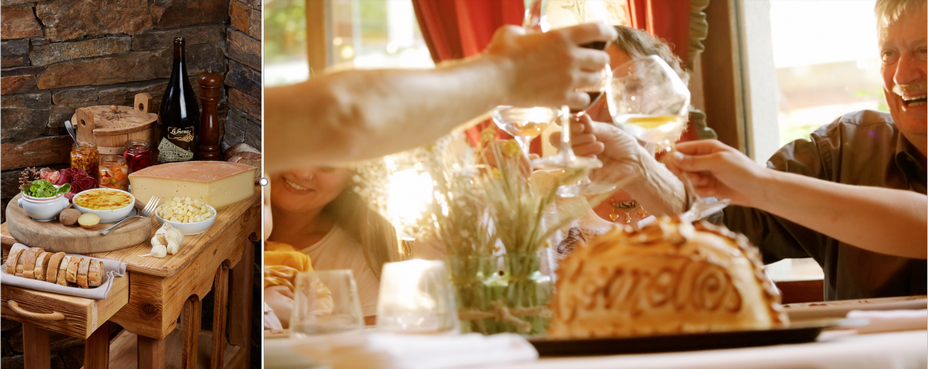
[19,247,44,278]
[45,252,66,283]
[66,256,81,284]
[5,248,25,275]
[549,217,788,339]
[56,256,70,286]
[33,252,50,281]
[88,260,104,287]
[76,258,90,288]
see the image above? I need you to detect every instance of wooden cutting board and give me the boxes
[5,194,152,253]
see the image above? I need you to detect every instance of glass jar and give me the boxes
[123,139,152,174]
[70,142,99,180]
[99,155,129,191]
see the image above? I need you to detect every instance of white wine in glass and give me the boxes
[492,106,557,158]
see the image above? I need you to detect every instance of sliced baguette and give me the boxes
[76,258,90,288]
[5,248,25,275]
[56,256,70,286]
[33,252,50,281]
[19,247,43,278]
[65,256,81,284]
[87,260,104,287]
[45,252,66,283]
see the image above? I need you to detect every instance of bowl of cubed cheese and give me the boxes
[155,197,216,235]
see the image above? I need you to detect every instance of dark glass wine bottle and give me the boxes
[158,37,200,163]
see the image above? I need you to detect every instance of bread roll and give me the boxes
[76,258,91,288]
[549,217,788,339]
[33,252,50,281]
[88,260,104,287]
[56,256,70,286]
[19,247,44,278]
[5,248,25,275]
[66,256,81,283]
[45,252,66,283]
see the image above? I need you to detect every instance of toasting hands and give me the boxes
[665,140,769,207]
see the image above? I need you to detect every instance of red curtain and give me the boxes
[413,0,545,153]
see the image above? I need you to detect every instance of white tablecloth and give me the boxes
[475,330,928,369]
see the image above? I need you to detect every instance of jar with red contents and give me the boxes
[123,139,152,174]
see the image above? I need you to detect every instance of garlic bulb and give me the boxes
[140,223,185,258]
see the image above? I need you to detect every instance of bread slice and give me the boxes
[56,256,70,286]
[33,252,50,281]
[45,252,66,283]
[87,260,104,287]
[5,248,25,275]
[66,256,81,284]
[19,247,44,278]
[76,258,90,288]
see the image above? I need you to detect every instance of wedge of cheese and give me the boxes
[129,162,256,210]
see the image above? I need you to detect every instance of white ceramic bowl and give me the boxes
[18,192,70,222]
[155,204,216,235]
[72,188,136,223]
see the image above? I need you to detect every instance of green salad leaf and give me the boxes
[24,179,69,198]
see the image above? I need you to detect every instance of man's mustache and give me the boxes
[893,80,927,96]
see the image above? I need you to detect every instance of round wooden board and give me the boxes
[5,194,152,253]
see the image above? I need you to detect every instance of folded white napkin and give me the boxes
[0,243,127,300]
[367,332,538,369]
[847,309,927,334]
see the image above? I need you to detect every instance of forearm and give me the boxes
[754,170,927,259]
[624,147,687,216]
[265,56,512,172]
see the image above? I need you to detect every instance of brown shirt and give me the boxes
[720,110,926,300]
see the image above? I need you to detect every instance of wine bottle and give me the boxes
[158,37,200,163]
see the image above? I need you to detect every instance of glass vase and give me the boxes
[446,250,552,336]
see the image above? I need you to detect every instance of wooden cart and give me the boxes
[1,187,260,369]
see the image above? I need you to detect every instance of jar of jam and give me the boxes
[99,155,129,191]
[71,142,99,180]
[123,139,152,174]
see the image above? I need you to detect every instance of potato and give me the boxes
[78,213,100,229]
[59,209,81,226]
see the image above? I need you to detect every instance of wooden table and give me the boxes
[1,188,260,369]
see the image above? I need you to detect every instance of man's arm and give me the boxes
[266,23,617,172]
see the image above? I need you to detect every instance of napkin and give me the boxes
[1,243,128,300]
[846,309,927,334]
[366,332,538,369]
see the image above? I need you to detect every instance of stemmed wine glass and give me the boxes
[491,106,558,160]
[607,55,730,220]
[523,0,616,197]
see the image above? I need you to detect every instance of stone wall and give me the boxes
[0,1,263,368]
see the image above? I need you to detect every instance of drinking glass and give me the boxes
[608,55,730,219]
[524,0,616,197]
[491,106,557,159]
[290,270,364,339]
[376,260,459,334]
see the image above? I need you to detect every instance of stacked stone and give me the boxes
[224,0,262,153]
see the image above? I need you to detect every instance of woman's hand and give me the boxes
[265,285,295,329]
[666,139,771,207]
[549,114,646,186]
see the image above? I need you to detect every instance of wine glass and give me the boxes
[524,0,616,197]
[607,55,731,220]
[491,106,558,159]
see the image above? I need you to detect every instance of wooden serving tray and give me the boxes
[5,194,151,253]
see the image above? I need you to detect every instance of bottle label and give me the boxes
[167,126,195,143]
[158,137,194,163]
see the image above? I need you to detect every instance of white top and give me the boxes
[301,225,380,317]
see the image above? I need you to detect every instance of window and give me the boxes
[265,0,434,87]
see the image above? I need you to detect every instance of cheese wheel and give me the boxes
[5,248,25,275]
[76,258,91,289]
[45,252,66,283]
[57,256,70,286]
[66,256,81,284]
[33,252,50,281]
[19,247,44,278]
[88,260,104,287]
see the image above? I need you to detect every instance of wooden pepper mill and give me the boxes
[197,71,223,160]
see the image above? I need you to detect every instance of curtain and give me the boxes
[412,0,544,153]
